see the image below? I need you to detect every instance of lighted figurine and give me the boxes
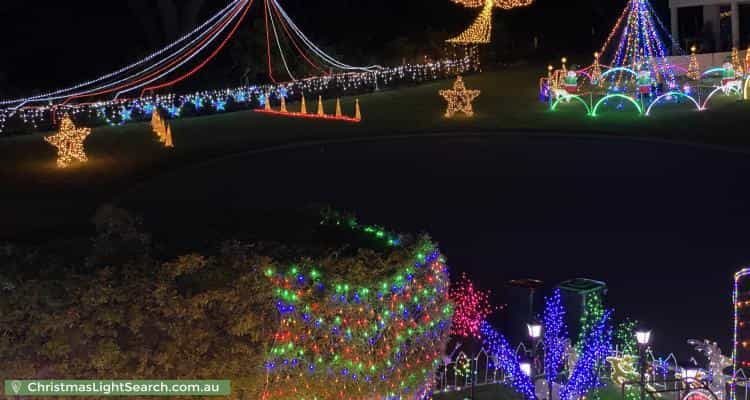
[637,68,653,95]
[687,339,731,400]
[563,70,578,93]
[722,60,737,87]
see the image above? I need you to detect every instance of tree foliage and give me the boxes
[0,206,449,399]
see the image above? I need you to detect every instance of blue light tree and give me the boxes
[543,289,568,385]
[480,320,537,400]
[559,310,613,400]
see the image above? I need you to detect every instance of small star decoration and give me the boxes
[439,76,481,118]
[45,116,91,168]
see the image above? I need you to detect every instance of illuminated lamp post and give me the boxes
[528,319,543,398]
[636,328,652,400]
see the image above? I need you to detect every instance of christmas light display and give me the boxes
[150,109,174,147]
[0,57,478,134]
[560,311,613,400]
[732,268,750,400]
[615,320,638,356]
[688,46,700,81]
[0,0,480,134]
[254,97,362,122]
[606,354,640,400]
[480,320,537,400]
[44,116,92,168]
[539,0,750,118]
[543,289,567,384]
[262,229,452,400]
[732,48,745,77]
[576,292,604,354]
[440,76,481,117]
[449,274,493,339]
[446,0,534,44]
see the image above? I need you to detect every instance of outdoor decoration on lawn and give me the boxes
[44,116,91,168]
[254,95,362,122]
[688,339,731,400]
[262,225,452,400]
[450,273,494,338]
[732,48,745,77]
[150,109,174,148]
[0,0,481,135]
[447,0,534,44]
[440,75,481,117]
[733,267,750,390]
[453,279,614,400]
[688,46,700,80]
[539,0,747,118]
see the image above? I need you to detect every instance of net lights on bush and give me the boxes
[44,116,92,168]
[440,76,480,118]
[262,235,452,400]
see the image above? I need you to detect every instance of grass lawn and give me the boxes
[1,65,749,239]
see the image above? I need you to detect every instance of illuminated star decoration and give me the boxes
[44,116,91,168]
[213,99,226,112]
[440,76,481,118]
[449,273,494,338]
[447,0,534,44]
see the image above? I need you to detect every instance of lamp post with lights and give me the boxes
[636,329,652,400]
[528,320,543,398]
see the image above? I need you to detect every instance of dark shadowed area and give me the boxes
[116,133,750,357]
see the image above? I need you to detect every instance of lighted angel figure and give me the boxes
[447,0,534,44]
[688,339,731,400]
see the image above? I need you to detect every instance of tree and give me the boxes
[127,0,208,49]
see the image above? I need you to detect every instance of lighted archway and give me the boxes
[645,92,702,116]
[599,67,638,81]
[744,76,750,100]
[551,94,591,115]
[700,67,728,77]
[591,94,642,117]
[702,84,742,110]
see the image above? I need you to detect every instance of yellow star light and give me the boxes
[44,116,91,168]
[447,0,534,44]
[439,76,481,118]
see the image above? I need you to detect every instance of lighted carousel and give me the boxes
[540,0,750,117]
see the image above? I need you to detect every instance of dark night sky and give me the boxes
[0,0,670,94]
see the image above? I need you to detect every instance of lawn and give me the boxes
[1,66,749,240]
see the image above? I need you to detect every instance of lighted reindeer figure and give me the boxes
[687,339,732,400]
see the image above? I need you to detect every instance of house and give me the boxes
[669,0,750,51]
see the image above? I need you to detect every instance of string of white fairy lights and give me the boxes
[268,0,382,72]
[1,0,245,109]
[0,0,478,133]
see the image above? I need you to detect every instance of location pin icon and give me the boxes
[11,380,22,394]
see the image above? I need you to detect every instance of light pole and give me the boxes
[636,328,652,400]
[528,321,543,398]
